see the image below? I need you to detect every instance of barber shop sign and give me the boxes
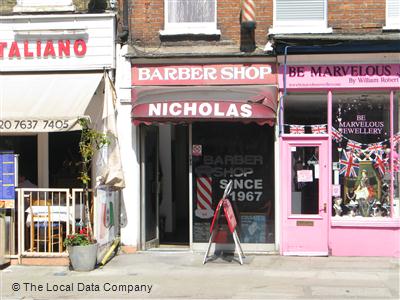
[132,64,277,85]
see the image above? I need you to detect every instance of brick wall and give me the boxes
[328,0,386,33]
[129,0,273,50]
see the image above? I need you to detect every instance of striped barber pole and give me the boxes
[241,0,256,27]
[195,176,214,219]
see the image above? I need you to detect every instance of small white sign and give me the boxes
[291,147,296,152]
[297,170,313,182]
[332,184,341,197]
[314,164,320,179]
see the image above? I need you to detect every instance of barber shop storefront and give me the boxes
[279,61,400,257]
[131,62,278,252]
[0,13,119,264]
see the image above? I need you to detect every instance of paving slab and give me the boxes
[1,253,399,299]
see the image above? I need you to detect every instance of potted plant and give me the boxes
[65,118,109,271]
[64,228,98,271]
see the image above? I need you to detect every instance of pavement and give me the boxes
[0,251,399,299]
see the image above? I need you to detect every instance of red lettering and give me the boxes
[36,41,41,57]
[43,40,56,57]
[0,42,7,58]
[8,42,21,58]
[24,41,34,57]
[73,39,86,56]
[58,40,70,57]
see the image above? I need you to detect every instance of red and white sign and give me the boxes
[148,102,252,118]
[1,15,115,72]
[132,101,276,125]
[132,64,277,85]
[0,39,86,59]
[222,199,237,234]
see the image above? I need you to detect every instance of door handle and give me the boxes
[320,203,327,213]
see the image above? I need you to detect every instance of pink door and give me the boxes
[281,138,329,256]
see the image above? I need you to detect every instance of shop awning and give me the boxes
[0,72,103,132]
[131,85,278,126]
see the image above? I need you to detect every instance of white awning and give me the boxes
[0,72,103,132]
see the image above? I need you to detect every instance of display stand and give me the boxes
[203,181,245,265]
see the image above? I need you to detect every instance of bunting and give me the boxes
[289,125,305,134]
[311,124,327,134]
[346,140,362,153]
[331,127,342,142]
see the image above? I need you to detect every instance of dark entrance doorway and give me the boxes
[141,124,189,249]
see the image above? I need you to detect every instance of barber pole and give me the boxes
[195,177,214,219]
[241,0,256,29]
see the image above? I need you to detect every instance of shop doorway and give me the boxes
[140,124,190,250]
[281,138,329,256]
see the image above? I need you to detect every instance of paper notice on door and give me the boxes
[314,164,320,179]
[297,170,313,182]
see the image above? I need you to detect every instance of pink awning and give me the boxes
[131,85,277,126]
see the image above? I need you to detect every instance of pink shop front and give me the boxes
[279,63,400,257]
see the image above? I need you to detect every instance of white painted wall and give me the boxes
[115,44,140,248]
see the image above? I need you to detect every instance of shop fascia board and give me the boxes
[276,52,400,65]
[269,33,400,55]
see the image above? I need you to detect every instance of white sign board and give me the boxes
[0,14,115,71]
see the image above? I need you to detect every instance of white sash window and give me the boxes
[271,0,332,34]
[161,0,220,35]
[385,0,400,29]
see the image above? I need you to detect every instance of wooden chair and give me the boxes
[29,200,63,253]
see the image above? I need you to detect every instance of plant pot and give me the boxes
[67,243,98,271]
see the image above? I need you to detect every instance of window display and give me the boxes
[331,92,398,218]
[192,122,275,243]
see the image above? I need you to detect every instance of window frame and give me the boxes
[160,0,221,36]
[270,0,332,34]
[384,0,400,30]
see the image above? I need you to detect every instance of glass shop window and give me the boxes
[331,92,397,218]
[192,122,275,244]
[283,93,327,134]
[394,92,400,218]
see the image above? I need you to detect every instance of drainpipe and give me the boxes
[278,45,291,136]
[118,0,129,43]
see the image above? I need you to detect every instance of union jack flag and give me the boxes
[311,124,327,134]
[346,140,362,153]
[340,151,359,178]
[366,143,383,155]
[331,127,342,142]
[290,125,305,134]
[374,156,388,177]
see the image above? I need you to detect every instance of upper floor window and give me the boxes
[270,0,332,34]
[385,0,400,29]
[160,0,220,35]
